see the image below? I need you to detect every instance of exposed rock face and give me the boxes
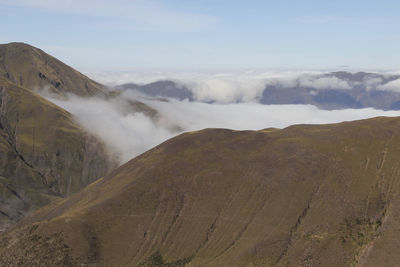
[2,117,400,266]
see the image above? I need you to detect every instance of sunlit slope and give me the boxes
[0,76,113,229]
[0,42,106,96]
[2,117,400,266]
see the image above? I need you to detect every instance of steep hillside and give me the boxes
[0,42,166,230]
[0,76,113,230]
[0,42,159,114]
[2,116,400,266]
[0,42,106,97]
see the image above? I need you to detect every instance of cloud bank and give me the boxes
[43,89,400,165]
[144,99,400,131]
[45,94,173,163]
[378,79,400,92]
[297,75,351,90]
[87,70,400,104]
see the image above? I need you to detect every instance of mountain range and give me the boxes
[118,72,400,110]
[1,42,400,266]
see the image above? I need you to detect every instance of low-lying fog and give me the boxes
[44,70,400,164]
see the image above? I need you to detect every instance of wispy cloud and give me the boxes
[0,0,219,32]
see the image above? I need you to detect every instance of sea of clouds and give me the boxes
[87,70,400,102]
[43,70,400,164]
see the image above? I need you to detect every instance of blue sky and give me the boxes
[1,0,399,70]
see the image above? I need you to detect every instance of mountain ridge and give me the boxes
[2,116,400,266]
[0,42,108,97]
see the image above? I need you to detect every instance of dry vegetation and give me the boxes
[2,117,400,266]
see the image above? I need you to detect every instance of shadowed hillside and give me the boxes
[0,43,121,230]
[0,75,113,230]
[2,116,400,266]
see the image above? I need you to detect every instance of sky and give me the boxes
[1,0,400,70]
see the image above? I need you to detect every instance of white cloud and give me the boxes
[377,79,400,92]
[298,76,351,90]
[363,77,383,90]
[0,0,218,32]
[182,73,267,103]
[86,70,324,103]
[45,93,175,164]
[43,90,400,165]
[145,99,400,131]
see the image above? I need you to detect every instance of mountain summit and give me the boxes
[0,42,106,97]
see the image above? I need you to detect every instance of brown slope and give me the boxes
[0,76,114,230]
[1,117,400,266]
[0,42,162,230]
[0,42,162,121]
[0,42,106,96]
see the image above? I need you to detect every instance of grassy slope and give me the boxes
[1,116,400,266]
[0,42,106,97]
[0,42,160,119]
